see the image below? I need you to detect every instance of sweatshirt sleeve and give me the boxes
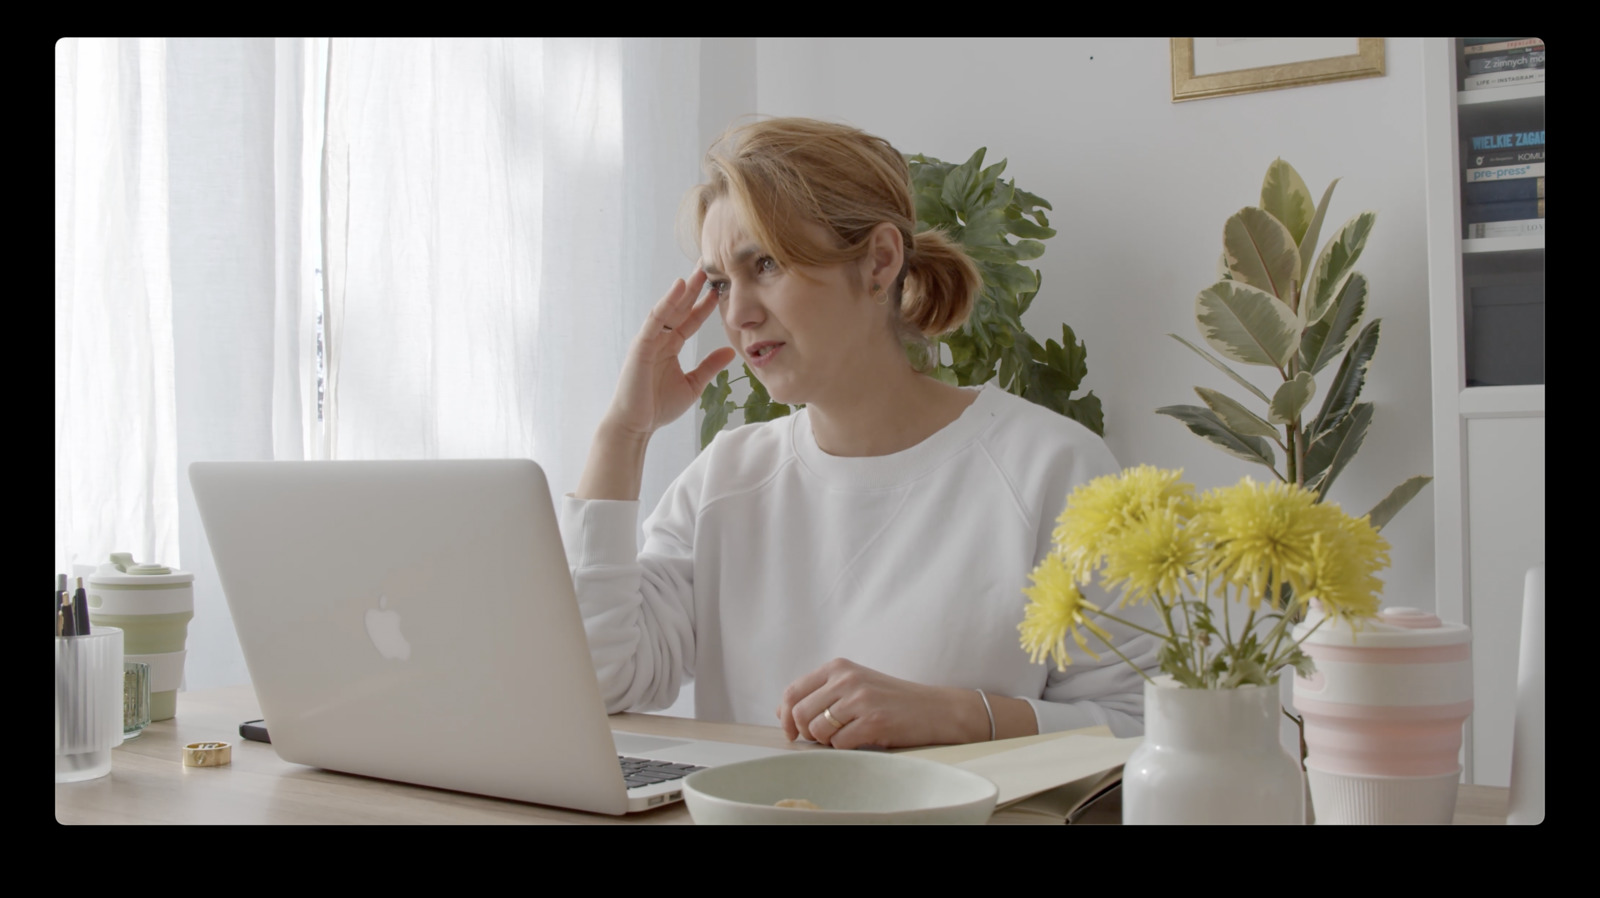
[1024,606,1163,738]
[559,465,703,715]
[1001,409,1165,738]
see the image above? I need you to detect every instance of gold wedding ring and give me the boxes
[822,706,845,729]
[183,741,233,767]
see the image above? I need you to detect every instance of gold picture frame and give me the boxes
[1171,38,1385,102]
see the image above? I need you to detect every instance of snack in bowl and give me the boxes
[683,750,998,825]
[773,798,821,809]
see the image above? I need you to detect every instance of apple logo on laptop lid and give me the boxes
[365,595,412,660]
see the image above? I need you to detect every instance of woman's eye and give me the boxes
[757,256,777,273]
[708,279,728,296]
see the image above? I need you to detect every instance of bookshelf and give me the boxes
[1421,39,1544,788]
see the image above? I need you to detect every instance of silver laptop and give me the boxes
[189,458,788,815]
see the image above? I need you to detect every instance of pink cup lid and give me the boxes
[1294,602,1469,648]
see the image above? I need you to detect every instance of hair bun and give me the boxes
[900,230,981,337]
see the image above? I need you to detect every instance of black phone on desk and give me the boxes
[239,719,271,743]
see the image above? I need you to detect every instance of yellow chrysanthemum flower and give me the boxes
[1019,551,1112,669]
[1196,478,1321,609]
[1052,465,1195,583]
[1098,505,1203,603]
[1293,507,1390,621]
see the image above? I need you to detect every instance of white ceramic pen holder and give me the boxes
[56,626,125,783]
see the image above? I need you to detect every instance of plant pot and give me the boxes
[1122,676,1305,825]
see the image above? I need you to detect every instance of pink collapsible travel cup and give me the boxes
[1292,605,1472,824]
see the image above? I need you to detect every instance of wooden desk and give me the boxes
[55,685,1510,825]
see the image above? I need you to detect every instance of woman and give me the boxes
[564,117,1157,749]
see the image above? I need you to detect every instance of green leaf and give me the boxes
[1195,280,1300,369]
[1007,218,1057,240]
[698,370,734,449]
[1156,404,1279,472]
[1223,656,1271,689]
[1012,187,1053,213]
[741,372,791,424]
[1268,371,1317,426]
[1297,177,1341,282]
[1169,334,1272,404]
[1223,207,1301,305]
[1195,387,1279,439]
[1063,392,1105,436]
[1299,271,1367,376]
[930,365,959,386]
[1010,239,1047,261]
[1047,324,1089,389]
[1309,319,1380,441]
[1364,475,1433,531]
[1260,159,1316,246]
[1303,402,1373,495]
[1302,211,1376,325]
[940,147,986,212]
[1287,650,1317,679]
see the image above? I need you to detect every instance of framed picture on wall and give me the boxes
[1171,39,1386,102]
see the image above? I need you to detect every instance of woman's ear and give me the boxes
[865,222,905,289]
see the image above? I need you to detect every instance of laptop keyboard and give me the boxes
[619,756,706,789]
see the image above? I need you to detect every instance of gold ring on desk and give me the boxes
[183,741,233,767]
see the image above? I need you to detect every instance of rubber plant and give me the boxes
[1157,158,1431,537]
[698,148,1103,448]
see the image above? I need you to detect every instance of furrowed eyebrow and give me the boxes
[701,246,761,277]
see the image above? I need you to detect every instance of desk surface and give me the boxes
[56,684,1510,825]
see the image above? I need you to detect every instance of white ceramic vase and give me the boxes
[1122,676,1305,825]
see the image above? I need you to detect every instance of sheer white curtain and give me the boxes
[55,38,706,691]
[55,38,180,579]
[323,38,703,504]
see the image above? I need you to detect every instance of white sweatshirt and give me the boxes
[560,383,1161,738]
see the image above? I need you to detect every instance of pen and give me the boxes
[73,577,91,635]
[59,589,79,638]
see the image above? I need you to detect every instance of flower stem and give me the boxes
[1092,606,1171,642]
[1093,628,1160,686]
[1263,614,1328,672]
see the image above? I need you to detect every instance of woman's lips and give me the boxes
[746,341,784,368]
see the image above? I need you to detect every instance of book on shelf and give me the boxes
[1462,177,1543,204]
[1463,146,1544,168]
[1466,161,1545,182]
[1464,67,1544,90]
[1463,198,1544,223]
[1463,38,1542,55]
[1467,130,1544,150]
[1466,218,1544,239]
[1466,48,1544,75]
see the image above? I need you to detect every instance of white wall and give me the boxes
[747,37,1437,614]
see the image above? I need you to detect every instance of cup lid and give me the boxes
[86,553,193,586]
[1293,603,1469,648]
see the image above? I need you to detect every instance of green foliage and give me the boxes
[1156,158,1431,531]
[697,147,1103,448]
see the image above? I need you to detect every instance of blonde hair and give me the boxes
[684,117,980,340]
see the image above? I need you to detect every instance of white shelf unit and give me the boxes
[1421,39,1544,787]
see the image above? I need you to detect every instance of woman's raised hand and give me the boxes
[605,269,736,438]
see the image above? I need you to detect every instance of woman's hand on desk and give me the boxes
[777,658,998,750]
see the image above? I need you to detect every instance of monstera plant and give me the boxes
[1157,158,1431,537]
[699,148,1103,448]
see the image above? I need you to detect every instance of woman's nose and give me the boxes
[724,282,764,330]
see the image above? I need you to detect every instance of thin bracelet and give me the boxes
[976,689,996,742]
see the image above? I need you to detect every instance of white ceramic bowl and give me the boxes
[682,750,998,825]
